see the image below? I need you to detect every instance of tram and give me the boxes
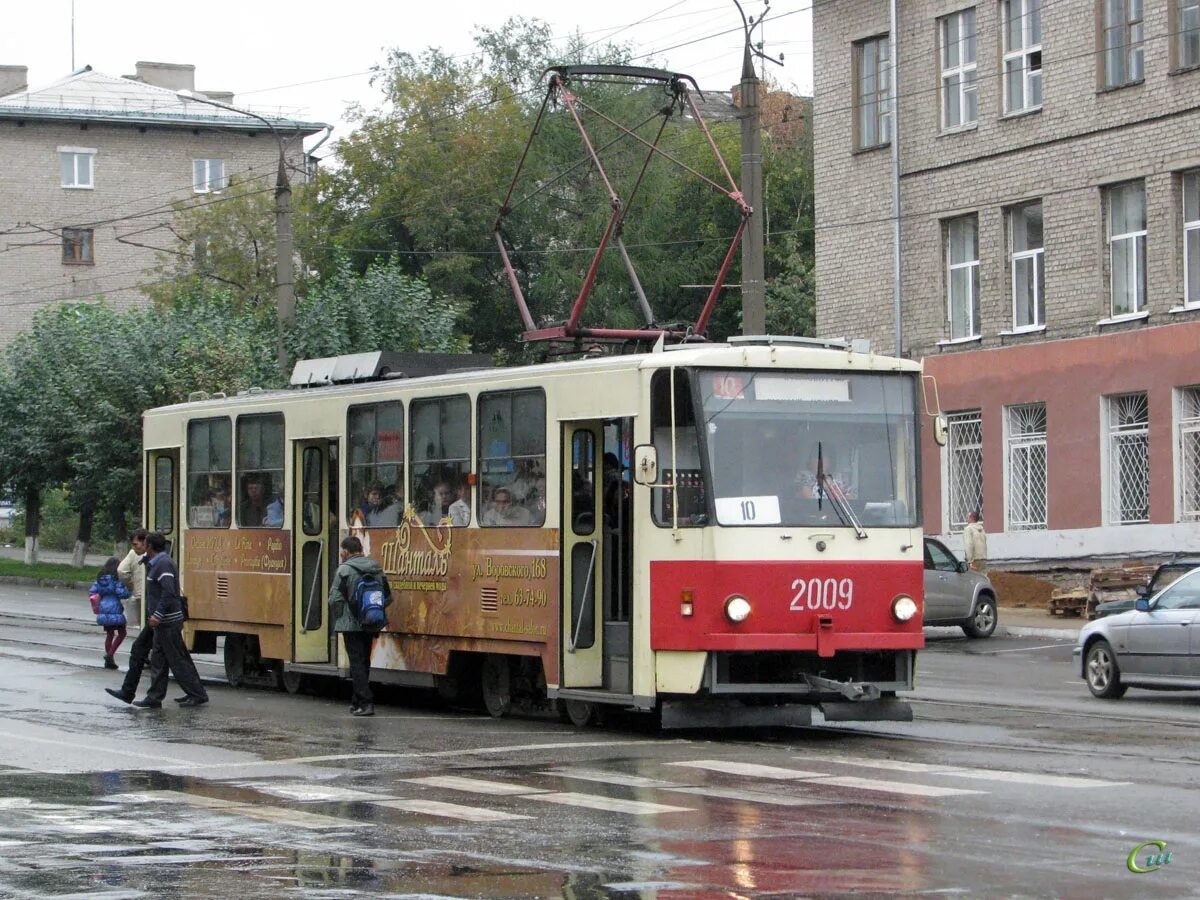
[141,338,941,727]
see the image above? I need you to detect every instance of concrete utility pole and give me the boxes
[179,91,295,375]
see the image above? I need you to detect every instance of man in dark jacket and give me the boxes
[328,535,392,716]
[105,530,151,704]
[132,532,209,709]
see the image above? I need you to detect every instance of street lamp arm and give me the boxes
[177,89,292,188]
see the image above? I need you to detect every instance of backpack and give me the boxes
[350,572,388,628]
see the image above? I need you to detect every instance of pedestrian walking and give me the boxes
[90,557,130,669]
[963,510,988,573]
[327,535,392,717]
[105,530,153,703]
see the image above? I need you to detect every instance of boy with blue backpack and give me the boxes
[327,535,392,716]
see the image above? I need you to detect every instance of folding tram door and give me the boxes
[291,439,338,678]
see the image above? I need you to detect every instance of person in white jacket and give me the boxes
[963,511,988,573]
[116,529,148,624]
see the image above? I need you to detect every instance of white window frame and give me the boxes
[1005,403,1048,531]
[1185,171,1200,307]
[947,215,980,339]
[1107,180,1146,318]
[1010,201,1045,329]
[1103,0,1144,88]
[1178,0,1200,69]
[856,35,892,150]
[1001,0,1042,114]
[1176,386,1200,522]
[1103,392,1150,525]
[939,8,978,130]
[192,158,227,194]
[945,410,984,533]
[58,146,96,189]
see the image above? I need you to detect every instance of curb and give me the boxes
[1001,624,1081,640]
[0,575,93,591]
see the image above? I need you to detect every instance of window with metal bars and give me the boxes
[1006,403,1047,530]
[947,411,983,532]
[1178,387,1200,522]
[1105,392,1149,525]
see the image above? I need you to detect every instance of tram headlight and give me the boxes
[724,594,752,623]
[891,594,918,622]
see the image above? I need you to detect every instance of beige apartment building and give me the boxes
[814,0,1200,563]
[0,61,328,345]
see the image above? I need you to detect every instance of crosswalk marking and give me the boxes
[530,792,694,815]
[404,775,550,795]
[131,790,370,828]
[812,776,984,798]
[372,798,531,821]
[248,784,394,802]
[668,760,829,780]
[541,768,679,789]
[668,786,841,807]
[795,755,1128,789]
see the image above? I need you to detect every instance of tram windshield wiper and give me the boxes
[816,440,867,540]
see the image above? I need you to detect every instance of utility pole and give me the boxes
[733,0,782,336]
[179,90,295,375]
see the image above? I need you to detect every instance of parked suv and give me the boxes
[922,537,998,638]
[1092,557,1200,618]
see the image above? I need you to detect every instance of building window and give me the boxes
[1185,171,1200,306]
[939,8,977,129]
[1010,201,1044,328]
[1107,180,1146,317]
[1105,392,1149,525]
[947,215,980,339]
[59,147,95,189]
[1178,0,1200,69]
[1006,403,1047,531]
[192,159,227,194]
[855,35,891,149]
[1102,0,1144,88]
[1002,0,1042,113]
[1179,387,1200,522]
[61,228,94,265]
[947,410,983,532]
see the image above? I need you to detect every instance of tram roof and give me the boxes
[145,341,921,418]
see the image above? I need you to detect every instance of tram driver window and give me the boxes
[479,389,546,527]
[186,417,232,528]
[348,402,404,527]
[650,369,706,527]
[410,395,470,527]
[237,414,284,528]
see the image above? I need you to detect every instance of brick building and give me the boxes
[813,1,1200,562]
[0,62,328,345]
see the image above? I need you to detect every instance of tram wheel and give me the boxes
[274,662,305,695]
[480,654,513,718]
[561,699,596,728]
[223,634,246,688]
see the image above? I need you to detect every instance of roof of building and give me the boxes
[0,66,327,135]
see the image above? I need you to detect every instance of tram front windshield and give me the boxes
[698,369,918,528]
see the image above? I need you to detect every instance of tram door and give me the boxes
[293,439,336,663]
[561,423,603,688]
[146,449,179,624]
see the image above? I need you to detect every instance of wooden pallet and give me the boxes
[1048,591,1089,617]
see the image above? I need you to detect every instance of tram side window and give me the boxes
[650,369,706,527]
[479,389,546,527]
[348,402,404,527]
[186,418,232,528]
[237,414,284,528]
[410,395,470,527]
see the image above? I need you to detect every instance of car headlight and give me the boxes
[724,594,752,623]
[892,594,918,622]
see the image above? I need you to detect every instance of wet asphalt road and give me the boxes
[0,585,1197,898]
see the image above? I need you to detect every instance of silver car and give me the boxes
[923,537,998,638]
[1076,567,1200,698]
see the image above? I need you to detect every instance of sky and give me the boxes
[2,0,812,157]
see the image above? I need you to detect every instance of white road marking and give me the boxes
[250,784,394,802]
[372,798,531,821]
[812,776,984,797]
[404,775,550,795]
[796,756,953,774]
[530,792,693,815]
[227,805,371,829]
[541,768,679,789]
[668,760,829,780]
[796,754,1129,788]
[668,786,840,807]
[979,642,1078,654]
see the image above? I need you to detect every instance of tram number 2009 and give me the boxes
[790,577,854,611]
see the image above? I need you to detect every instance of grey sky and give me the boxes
[3,0,812,154]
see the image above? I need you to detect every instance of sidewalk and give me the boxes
[995,606,1083,640]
